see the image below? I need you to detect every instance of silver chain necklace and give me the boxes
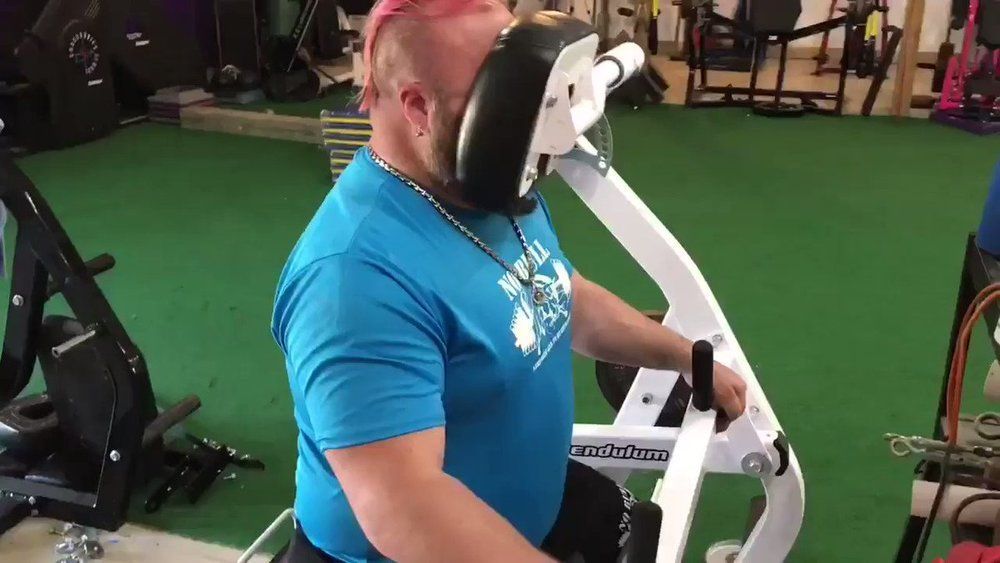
[367,146,547,306]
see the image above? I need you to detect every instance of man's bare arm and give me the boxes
[326,427,555,563]
[570,271,746,420]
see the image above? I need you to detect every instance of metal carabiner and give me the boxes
[885,433,923,457]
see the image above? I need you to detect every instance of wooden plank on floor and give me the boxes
[0,518,272,563]
[891,0,926,117]
[181,106,322,145]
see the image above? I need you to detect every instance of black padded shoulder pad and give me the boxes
[456,11,595,210]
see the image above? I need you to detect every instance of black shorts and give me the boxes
[282,458,635,563]
[541,458,637,563]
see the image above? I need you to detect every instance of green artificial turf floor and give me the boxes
[12,106,1000,561]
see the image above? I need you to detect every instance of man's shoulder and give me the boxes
[291,162,427,272]
[278,181,430,299]
[272,243,430,340]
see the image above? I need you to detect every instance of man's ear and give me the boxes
[398,82,431,136]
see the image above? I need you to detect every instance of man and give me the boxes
[271,1,747,561]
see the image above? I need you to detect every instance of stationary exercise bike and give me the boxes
[0,0,204,152]
[241,11,804,563]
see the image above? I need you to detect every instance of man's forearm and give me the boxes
[358,471,554,563]
[571,274,693,372]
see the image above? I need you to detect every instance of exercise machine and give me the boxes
[211,0,265,102]
[885,164,1000,560]
[0,128,191,534]
[932,0,1000,134]
[482,14,803,561]
[240,11,804,563]
[257,0,370,102]
[0,0,204,152]
[688,0,769,73]
[911,0,968,110]
[685,0,872,116]
[886,232,1000,561]
[813,0,902,116]
[0,0,118,150]
[511,0,650,50]
[0,120,258,539]
[510,0,668,108]
[814,0,892,78]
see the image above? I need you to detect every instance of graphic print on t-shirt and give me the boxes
[496,240,572,369]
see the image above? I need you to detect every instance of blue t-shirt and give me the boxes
[271,149,575,562]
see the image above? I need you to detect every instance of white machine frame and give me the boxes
[240,29,804,563]
[534,40,805,562]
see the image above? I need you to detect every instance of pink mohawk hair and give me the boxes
[358,0,502,111]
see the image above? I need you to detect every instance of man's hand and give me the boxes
[712,362,747,426]
[571,271,749,426]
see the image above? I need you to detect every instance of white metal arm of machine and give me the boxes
[530,30,805,563]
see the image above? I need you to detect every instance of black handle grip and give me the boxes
[141,394,202,449]
[626,501,662,563]
[691,340,714,412]
[46,253,116,299]
[85,253,116,276]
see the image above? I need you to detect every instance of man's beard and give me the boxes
[428,107,537,216]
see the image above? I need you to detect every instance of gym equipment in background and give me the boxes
[885,230,1000,561]
[512,0,597,23]
[260,0,369,102]
[241,12,804,562]
[858,22,903,116]
[110,0,206,117]
[608,64,670,108]
[211,0,265,103]
[0,127,260,538]
[262,0,327,101]
[916,0,973,97]
[686,0,767,73]
[812,1,903,116]
[320,109,371,182]
[685,0,870,117]
[146,86,216,125]
[811,1,903,117]
[513,0,641,49]
[1,0,118,150]
[932,0,1000,134]
[813,0,889,78]
[910,0,965,111]
[814,0,891,78]
[649,0,661,53]
[0,0,205,152]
